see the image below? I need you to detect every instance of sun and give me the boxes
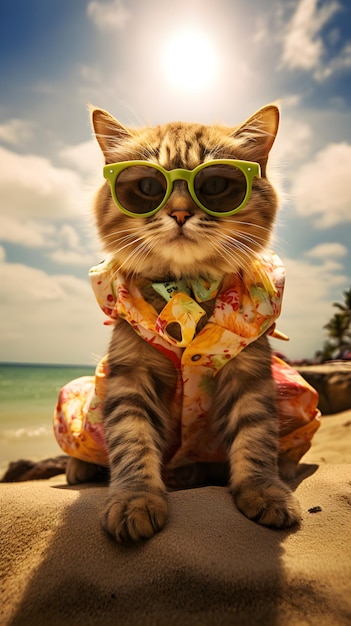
[162,28,218,92]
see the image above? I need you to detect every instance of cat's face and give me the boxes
[92,105,279,280]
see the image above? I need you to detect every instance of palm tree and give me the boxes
[332,287,351,319]
[320,286,351,361]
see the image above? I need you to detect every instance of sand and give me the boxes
[1,410,351,626]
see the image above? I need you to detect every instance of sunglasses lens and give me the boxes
[116,166,167,214]
[194,164,247,213]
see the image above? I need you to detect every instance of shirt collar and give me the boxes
[151,277,222,303]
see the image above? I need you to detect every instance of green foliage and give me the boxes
[318,287,351,362]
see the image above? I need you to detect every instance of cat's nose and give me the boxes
[169,208,194,226]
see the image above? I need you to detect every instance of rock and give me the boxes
[297,361,351,415]
[1,455,68,482]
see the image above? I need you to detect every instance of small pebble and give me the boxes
[308,506,322,514]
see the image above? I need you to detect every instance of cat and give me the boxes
[66,104,301,542]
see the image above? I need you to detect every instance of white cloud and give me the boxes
[46,224,100,265]
[0,262,66,303]
[59,139,103,177]
[271,254,349,359]
[314,41,351,81]
[281,94,302,108]
[0,216,99,267]
[269,116,313,208]
[0,215,56,247]
[0,119,35,146]
[58,224,81,250]
[0,146,86,219]
[87,0,130,30]
[291,142,351,227]
[47,249,97,267]
[305,242,348,259]
[44,224,96,265]
[282,0,340,70]
[0,260,109,364]
[272,117,312,165]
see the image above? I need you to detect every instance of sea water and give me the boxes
[0,362,95,475]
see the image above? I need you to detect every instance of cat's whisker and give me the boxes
[219,227,270,246]
[220,219,272,229]
[109,235,146,256]
[204,236,245,271]
[114,233,163,277]
[225,244,267,285]
[105,231,139,243]
[220,220,273,236]
[221,234,262,261]
[98,225,143,241]
[129,240,155,277]
[219,225,271,249]
[209,233,264,280]
[113,246,144,275]
[220,220,287,250]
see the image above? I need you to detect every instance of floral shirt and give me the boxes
[54,252,320,472]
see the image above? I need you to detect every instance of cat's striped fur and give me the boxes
[66,104,300,541]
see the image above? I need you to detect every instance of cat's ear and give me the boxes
[89,105,132,161]
[233,104,279,175]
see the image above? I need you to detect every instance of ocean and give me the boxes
[0,362,95,476]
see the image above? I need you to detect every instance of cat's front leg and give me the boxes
[66,458,107,484]
[101,322,176,542]
[214,337,301,529]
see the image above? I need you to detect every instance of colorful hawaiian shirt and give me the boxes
[54,252,320,474]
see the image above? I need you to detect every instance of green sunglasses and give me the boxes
[103,159,261,218]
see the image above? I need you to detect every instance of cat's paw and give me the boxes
[66,457,106,485]
[278,455,298,482]
[233,480,301,529]
[101,489,168,542]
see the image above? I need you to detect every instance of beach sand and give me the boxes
[303,409,351,464]
[1,407,351,625]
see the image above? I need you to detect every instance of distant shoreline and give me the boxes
[0,361,94,369]
[0,362,96,473]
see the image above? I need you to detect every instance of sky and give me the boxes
[0,0,350,365]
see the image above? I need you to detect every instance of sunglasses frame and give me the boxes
[103,158,261,218]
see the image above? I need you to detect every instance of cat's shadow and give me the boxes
[53,461,319,494]
[290,462,319,489]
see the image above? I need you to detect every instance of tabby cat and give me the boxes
[66,104,300,542]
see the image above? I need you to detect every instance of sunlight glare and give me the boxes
[162,28,218,92]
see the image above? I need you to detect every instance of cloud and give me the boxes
[47,249,97,267]
[272,116,312,165]
[314,41,351,81]
[58,139,103,177]
[87,0,130,30]
[0,216,99,270]
[57,224,81,250]
[0,119,35,146]
[0,260,108,364]
[45,224,96,265]
[47,224,100,266]
[0,215,56,248]
[271,253,349,359]
[269,115,313,207]
[291,142,351,227]
[305,242,348,259]
[0,262,67,303]
[0,146,87,219]
[281,0,342,78]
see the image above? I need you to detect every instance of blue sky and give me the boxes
[0,0,350,364]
